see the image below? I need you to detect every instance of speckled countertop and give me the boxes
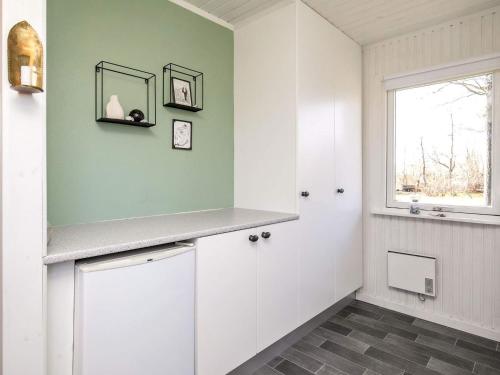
[44,208,299,265]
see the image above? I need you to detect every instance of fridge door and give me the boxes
[73,244,195,375]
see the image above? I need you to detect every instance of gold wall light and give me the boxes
[7,20,44,93]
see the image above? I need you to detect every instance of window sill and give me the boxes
[372,207,500,226]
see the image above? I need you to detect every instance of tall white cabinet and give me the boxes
[234,1,363,323]
[330,22,363,302]
[234,3,298,214]
[297,3,363,320]
[296,3,338,322]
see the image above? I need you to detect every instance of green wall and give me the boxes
[47,0,234,225]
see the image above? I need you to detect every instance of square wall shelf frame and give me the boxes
[95,61,157,128]
[163,63,204,112]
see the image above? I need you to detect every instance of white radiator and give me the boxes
[387,251,436,297]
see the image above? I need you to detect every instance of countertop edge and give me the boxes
[43,213,299,265]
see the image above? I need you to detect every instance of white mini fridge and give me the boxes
[73,243,195,375]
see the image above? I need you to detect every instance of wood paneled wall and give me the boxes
[360,6,500,340]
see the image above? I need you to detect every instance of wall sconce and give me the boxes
[7,20,44,94]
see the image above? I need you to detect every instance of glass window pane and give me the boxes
[394,73,493,208]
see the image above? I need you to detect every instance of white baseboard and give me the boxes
[356,293,500,342]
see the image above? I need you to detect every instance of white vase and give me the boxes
[106,95,124,120]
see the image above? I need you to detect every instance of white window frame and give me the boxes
[385,54,500,216]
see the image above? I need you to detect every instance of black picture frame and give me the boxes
[163,64,204,112]
[172,119,193,150]
[171,77,193,107]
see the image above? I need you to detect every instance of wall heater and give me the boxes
[387,251,436,297]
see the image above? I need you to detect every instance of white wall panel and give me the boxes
[360,6,500,340]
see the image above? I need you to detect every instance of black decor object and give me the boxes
[95,61,156,128]
[129,109,145,122]
[163,63,203,112]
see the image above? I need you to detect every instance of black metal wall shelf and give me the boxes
[95,61,157,127]
[163,63,203,112]
[166,102,203,112]
[96,117,155,128]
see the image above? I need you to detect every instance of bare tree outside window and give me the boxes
[393,73,492,207]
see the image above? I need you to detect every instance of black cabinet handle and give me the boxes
[261,232,271,239]
[249,235,259,242]
[301,191,310,197]
[337,188,345,194]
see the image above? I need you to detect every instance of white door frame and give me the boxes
[1,0,47,374]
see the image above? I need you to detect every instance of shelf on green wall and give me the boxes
[96,117,156,128]
[95,61,157,128]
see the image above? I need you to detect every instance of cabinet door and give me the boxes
[257,221,299,350]
[296,3,337,324]
[196,228,258,375]
[332,25,363,301]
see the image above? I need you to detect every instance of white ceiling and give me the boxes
[182,0,285,25]
[182,0,500,45]
[303,0,500,45]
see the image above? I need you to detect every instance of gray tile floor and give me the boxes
[254,300,500,375]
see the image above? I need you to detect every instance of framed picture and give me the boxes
[172,119,192,150]
[171,77,193,107]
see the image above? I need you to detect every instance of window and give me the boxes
[387,70,500,215]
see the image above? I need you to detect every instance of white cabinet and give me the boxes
[196,221,299,375]
[331,28,363,301]
[296,2,363,313]
[196,227,258,375]
[234,2,297,214]
[257,221,299,350]
[234,1,363,324]
[296,3,337,323]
